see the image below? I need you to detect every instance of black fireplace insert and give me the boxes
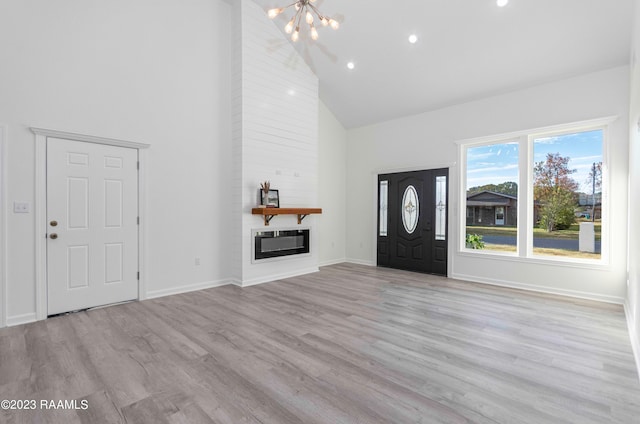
[254,229,310,260]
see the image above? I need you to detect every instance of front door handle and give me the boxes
[49,233,58,240]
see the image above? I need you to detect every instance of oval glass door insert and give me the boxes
[402,185,419,234]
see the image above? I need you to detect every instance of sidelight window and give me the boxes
[379,180,388,236]
[435,176,447,240]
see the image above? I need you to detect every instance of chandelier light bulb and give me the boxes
[306,11,314,24]
[267,8,283,19]
[284,18,295,34]
[292,27,300,42]
[329,19,339,30]
[320,16,329,27]
[310,25,319,40]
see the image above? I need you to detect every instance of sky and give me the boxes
[467,129,603,193]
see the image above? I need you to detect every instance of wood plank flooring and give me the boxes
[1,263,639,423]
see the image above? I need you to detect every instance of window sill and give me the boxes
[456,249,610,271]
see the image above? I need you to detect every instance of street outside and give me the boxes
[481,235,601,253]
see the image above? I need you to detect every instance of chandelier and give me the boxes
[268,0,339,42]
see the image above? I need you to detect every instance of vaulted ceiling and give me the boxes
[253,0,634,128]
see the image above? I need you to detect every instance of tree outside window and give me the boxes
[534,152,578,232]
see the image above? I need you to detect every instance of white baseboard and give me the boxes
[319,258,347,267]
[235,267,319,288]
[345,258,375,267]
[146,279,232,300]
[450,272,625,305]
[6,312,37,327]
[624,300,640,383]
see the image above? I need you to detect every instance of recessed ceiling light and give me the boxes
[408,34,418,44]
[497,0,508,7]
[347,62,355,70]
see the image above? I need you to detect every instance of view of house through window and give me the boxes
[532,129,603,260]
[465,141,519,252]
[463,124,606,262]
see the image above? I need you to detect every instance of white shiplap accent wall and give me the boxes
[233,0,320,285]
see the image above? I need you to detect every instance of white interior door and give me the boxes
[47,137,138,315]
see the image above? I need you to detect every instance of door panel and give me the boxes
[47,138,138,315]
[378,169,448,276]
[68,177,89,229]
[68,245,89,288]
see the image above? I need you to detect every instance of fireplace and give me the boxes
[253,228,310,261]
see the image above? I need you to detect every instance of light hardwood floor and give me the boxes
[1,263,639,423]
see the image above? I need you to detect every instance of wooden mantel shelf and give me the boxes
[252,208,322,226]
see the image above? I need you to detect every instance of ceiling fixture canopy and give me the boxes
[268,0,339,42]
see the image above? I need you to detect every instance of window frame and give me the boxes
[458,117,614,267]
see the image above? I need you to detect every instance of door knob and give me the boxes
[49,233,58,240]
[50,220,58,227]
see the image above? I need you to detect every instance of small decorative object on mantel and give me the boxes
[259,181,280,208]
[258,181,269,208]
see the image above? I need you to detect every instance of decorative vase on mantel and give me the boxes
[260,181,271,208]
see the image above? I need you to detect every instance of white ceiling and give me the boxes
[253,0,635,129]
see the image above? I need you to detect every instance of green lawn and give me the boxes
[467,219,601,241]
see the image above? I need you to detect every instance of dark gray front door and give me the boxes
[377,169,448,276]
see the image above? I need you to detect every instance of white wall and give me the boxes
[626,0,640,378]
[347,66,630,302]
[0,0,233,324]
[232,0,320,286]
[318,101,347,266]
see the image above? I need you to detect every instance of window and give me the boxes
[379,180,388,236]
[465,141,519,252]
[435,176,447,241]
[461,118,609,263]
[402,185,419,234]
[532,129,603,260]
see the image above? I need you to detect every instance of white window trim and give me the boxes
[457,116,617,268]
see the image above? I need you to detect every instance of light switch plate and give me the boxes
[13,201,30,213]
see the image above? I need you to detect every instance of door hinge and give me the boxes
[137,161,140,170]
[137,272,140,280]
[137,216,140,225]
